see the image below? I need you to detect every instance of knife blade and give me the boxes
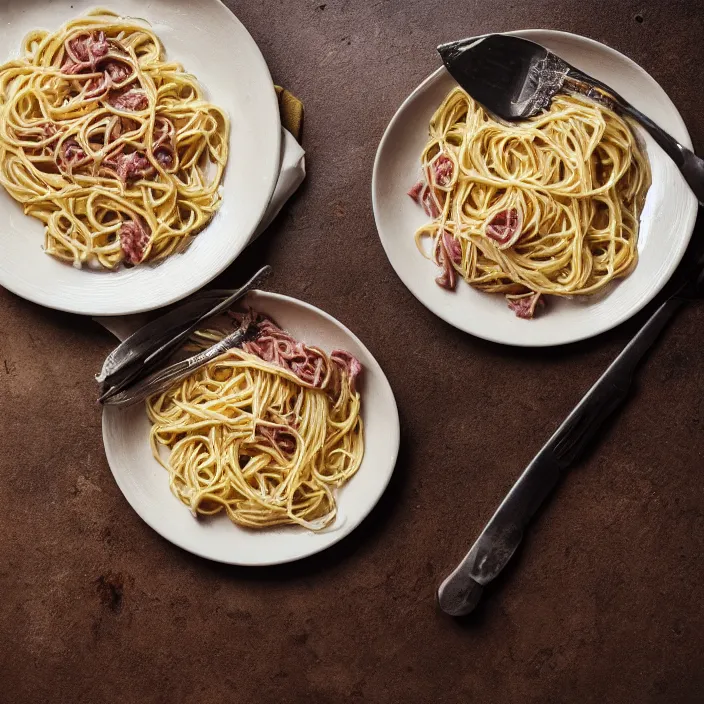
[437,293,687,616]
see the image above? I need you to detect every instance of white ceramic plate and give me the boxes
[102,292,400,566]
[372,30,698,347]
[0,0,281,315]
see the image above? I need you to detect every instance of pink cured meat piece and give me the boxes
[155,149,173,167]
[408,178,441,218]
[486,208,524,249]
[61,31,109,74]
[118,217,150,264]
[408,180,424,201]
[435,230,461,291]
[152,117,176,168]
[59,138,86,168]
[104,151,152,182]
[330,350,363,393]
[242,318,327,388]
[258,425,296,455]
[105,61,132,84]
[442,230,462,265]
[85,61,133,98]
[238,315,363,394]
[108,89,149,111]
[432,155,453,187]
[506,292,543,319]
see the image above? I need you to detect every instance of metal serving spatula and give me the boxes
[437,34,704,204]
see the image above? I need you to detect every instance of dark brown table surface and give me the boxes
[2,1,704,702]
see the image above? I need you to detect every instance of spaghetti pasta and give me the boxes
[409,88,650,318]
[146,314,364,531]
[0,8,229,268]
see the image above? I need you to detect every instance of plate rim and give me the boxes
[0,0,282,316]
[101,290,401,566]
[371,28,698,347]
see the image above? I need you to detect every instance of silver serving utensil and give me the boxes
[101,317,257,407]
[437,34,704,204]
[437,263,704,617]
[96,288,227,383]
[97,265,271,401]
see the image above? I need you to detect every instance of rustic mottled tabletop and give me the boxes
[2,2,703,702]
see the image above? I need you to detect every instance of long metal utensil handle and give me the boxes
[143,265,271,365]
[566,67,704,204]
[437,295,687,616]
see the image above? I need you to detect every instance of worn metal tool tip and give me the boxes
[437,575,484,617]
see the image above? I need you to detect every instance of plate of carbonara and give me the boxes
[102,292,400,566]
[372,30,697,346]
[0,1,281,315]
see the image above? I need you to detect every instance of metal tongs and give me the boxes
[97,265,270,405]
[101,317,258,407]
